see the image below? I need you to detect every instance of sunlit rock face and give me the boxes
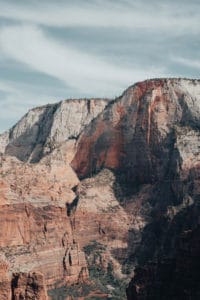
[0,98,109,162]
[0,79,199,299]
[72,78,200,182]
[71,78,200,299]
[0,98,109,298]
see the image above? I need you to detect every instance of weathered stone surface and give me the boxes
[71,78,200,299]
[0,154,78,207]
[0,98,109,162]
[0,99,109,299]
[73,169,131,276]
[0,257,11,300]
[72,79,200,182]
[0,153,89,294]
[12,271,48,300]
[0,78,199,299]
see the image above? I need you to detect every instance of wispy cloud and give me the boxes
[171,56,200,70]
[0,24,165,96]
[0,1,199,32]
[0,79,65,132]
[0,0,199,132]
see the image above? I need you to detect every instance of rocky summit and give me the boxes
[0,78,199,300]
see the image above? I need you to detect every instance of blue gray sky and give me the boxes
[0,0,200,132]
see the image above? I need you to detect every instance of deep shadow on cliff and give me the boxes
[0,78,199,299]
[6,104,58,162]
[71,78,200,300]
[126,223,200,300]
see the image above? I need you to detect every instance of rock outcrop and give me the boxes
[0,79,199,299]
[0,98,109,298]
[72,78,200,181]
[0,98,109,162]
[126,226,200,300]
[0,153,89,295]
[71,78,200,299]
[11,271,48,300]
[0,257,11,300]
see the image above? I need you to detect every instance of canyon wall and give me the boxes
[0,98,109,162]
[0,78,199,299]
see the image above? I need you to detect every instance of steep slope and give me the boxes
[0,98,109,162]
[0,98,109,299]
[71,78,200,299]
[11,272,48,300]
[72,78,200,181]
[126,225,200,300]
[0,153,88,293]
[0,78,199,299]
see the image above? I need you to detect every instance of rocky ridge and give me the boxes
[0,78,199,299]
[0,98,109,162]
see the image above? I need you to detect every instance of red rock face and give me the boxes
[71,78,200,299]
[12,272,48,300]
[0,259,11,300]
[0,79,199,299]
[0,154,89,298]
[72,169,131,266]
[72,78,198,184]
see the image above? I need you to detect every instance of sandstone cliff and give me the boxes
[71,78,200,299]
[0,257,11,300]
[0,98,109,162]
[12,272,48,300]
[0,79,199,299]
[0,98,109,299]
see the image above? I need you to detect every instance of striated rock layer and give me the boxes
[11,272,48,300]
[0,98,109,162]
[0,153,89,296]
[72,78,200,299]
[0,98,109,299]
[0,79,199,299]
[0,258,11,300]
[72,78,200,180]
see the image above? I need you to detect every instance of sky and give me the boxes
[0,0,200,132]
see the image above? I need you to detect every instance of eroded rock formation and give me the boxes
[0,257,11,300]
[0,98,109,298]
[0,98,109,162]
[0,79,199,299]
[11,272,48,300]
